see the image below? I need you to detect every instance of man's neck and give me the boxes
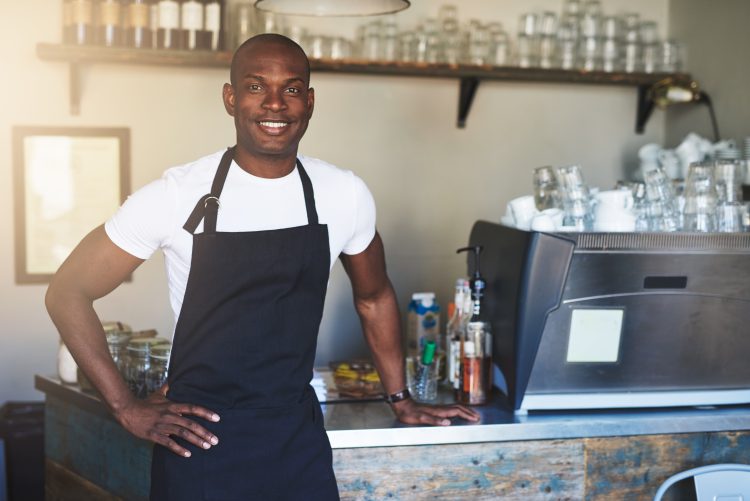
[232,148,298,179]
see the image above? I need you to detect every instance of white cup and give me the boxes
[594,189,635,232]
[531,213,555,231]
[508,195,538,230]
[638,143,662,164]
[658,149,681,179]
[531,208,564,232]
[676,136,704,178]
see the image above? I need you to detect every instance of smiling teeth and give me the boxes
[259,121,288,128]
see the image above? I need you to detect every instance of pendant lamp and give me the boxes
[254,0,410,17]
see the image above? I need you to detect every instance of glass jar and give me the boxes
[106,331,132,376]
[147,343,172,395]
[123,337,164,398]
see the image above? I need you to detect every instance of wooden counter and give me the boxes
[37,375,750,500]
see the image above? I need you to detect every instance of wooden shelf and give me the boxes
[37,43,691,127]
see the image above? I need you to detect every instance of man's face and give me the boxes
[223,42,314,161]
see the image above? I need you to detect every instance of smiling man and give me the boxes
[46,34,479,501]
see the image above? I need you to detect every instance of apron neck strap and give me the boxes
[183,150,319,234]
[296,158,319,225]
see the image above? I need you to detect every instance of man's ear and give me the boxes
[307,87,315,120]
[222,83,235,117]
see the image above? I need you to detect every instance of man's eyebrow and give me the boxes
[241,74,307,85]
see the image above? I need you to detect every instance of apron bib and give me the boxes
[150,147,339,501]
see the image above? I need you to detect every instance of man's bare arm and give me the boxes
[340,232,479,426]
[46,225,220,456]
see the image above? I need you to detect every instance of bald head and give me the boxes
[230,34,311,87]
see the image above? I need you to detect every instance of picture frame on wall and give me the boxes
[12,126,130,284]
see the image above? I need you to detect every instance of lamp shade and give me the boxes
[254,0,410,17]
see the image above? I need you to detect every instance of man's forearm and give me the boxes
[46,289,136,416]
[355,283,407,395]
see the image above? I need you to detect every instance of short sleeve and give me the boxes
[104,177,174,259]
[342,174,376,255]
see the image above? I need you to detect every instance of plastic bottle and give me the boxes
[414,340,438,401]
[406,292,440,357]
[446,278,469,386]
[456,245,492,405]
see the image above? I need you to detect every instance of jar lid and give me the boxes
[106,332,131,345]
[102,321,132,334]
[150,344,172,359]
[126,337,165,352]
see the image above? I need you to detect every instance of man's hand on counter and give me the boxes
[114,384,221,458]
[390,398,481,426]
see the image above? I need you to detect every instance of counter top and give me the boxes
[36,375,750,449]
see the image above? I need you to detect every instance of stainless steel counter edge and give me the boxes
[36,376,750,450]
[326,407,750,448]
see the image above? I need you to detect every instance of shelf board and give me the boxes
[37,42,691,127]
[37,43,687,86]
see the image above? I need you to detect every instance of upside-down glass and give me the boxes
[683,162,718,232]
[533,166,562,210]
[714,159,745,203]
[716,203,745,233]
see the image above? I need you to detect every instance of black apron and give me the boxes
[150,147,339,501]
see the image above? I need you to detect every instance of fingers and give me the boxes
[395,402,483,427]
[170,402,221,423]
[160,413,219,447]
[148,428,194,458]
[427,404,481,422]
[130,399,221,457]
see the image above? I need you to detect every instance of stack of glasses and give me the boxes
[516,0,686,73]
[553,165,594,231]
[514,160,749,234]
[636,159,747,233]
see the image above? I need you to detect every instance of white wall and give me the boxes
[665,0,750,147]
[0,0,668,402]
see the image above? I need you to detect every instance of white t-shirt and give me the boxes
[105,150,376,327]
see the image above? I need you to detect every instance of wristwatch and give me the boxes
[385,388,411,404]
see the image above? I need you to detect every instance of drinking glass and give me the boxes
[579,36,600,70]
[489,28,510,66]
[660,39,685,72]
[518,13,539,38]
[381,22,399,61]
[231,3,256,49]
[468,23,490,65]
[533,166,561,210]
[714,159,745,203]
[683,162,718,232]
[398,30,417,62]
[556,165,592,230]
[716,203,744,233]
[557,22,578,69]
[516,33,537,68]
[330,37,352,60]
[438,4,459,32]
[539,11,558,37]
[406,355,440,403]
[362,20,382,61]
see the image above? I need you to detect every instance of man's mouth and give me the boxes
[258,121,289,129]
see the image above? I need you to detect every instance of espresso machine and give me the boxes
[469,221,750,413]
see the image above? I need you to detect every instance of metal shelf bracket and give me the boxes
[635,83,654,134]
[458,77,480,128]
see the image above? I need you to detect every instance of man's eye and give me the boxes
[248,84,262,91]
[286,87,301,94]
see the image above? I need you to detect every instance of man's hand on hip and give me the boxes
[114,384,221,457]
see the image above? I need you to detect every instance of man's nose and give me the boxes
[262,90,287,111]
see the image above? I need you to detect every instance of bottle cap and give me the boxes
[411,292,435,307]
